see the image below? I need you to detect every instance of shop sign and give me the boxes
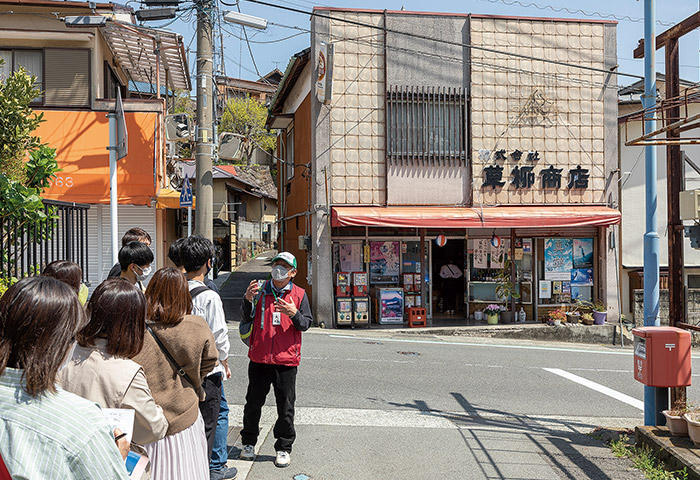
[480,149,589,190]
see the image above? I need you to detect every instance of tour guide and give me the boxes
[239,252,313,468]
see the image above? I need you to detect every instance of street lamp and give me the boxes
[223,11,268,30]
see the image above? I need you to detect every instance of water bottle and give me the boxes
[518,307,526,323]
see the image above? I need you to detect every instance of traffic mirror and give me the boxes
[218,132,244,161]
[165,113,192,142]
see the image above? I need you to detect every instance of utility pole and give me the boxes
[195,0,214,241]
[642,0,661,426]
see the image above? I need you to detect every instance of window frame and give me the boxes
[386,85,467,164]
[285,127,295,183]
[0,47,45,105]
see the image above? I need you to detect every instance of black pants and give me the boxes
[241,361,297,452]
[199,372,223,458]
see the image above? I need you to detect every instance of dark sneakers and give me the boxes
[210,466,238,480]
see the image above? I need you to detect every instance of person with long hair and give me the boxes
[58,278,169,446]
[42,260,89,305]
[133,268,219,480]
[0,277,129,479]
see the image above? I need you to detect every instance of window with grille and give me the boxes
[386,86,467,164]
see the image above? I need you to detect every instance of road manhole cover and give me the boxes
[398,351,420,356]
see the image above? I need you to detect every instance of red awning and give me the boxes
[331,206,621,229]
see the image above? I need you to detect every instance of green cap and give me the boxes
[272,252,297,269]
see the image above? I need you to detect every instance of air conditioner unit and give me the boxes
[680,189,700,220]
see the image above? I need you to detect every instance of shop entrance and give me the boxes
[431,239,466,317]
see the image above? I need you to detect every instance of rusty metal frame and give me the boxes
[622,86,700,146]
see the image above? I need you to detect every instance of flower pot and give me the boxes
[486,313,499,325]
[500,311,513,324]
[552,319,561,326]
[663,410,689,437]
[474,311,483,321]
[684,413,700,445]
[592,311,607,325]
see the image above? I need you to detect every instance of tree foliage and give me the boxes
[0,64,45,183]
[219,95,275,165]
[0,62,60,278]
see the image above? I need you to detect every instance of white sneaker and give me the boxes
[274,451,290,468]
[239,445,255,461]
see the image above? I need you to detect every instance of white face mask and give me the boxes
[271,265,290,281]
[135,265,152,282]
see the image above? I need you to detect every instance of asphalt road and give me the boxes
[218,254,697,479]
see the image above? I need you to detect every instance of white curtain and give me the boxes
[14,50,42,88]
[0,51,11,80]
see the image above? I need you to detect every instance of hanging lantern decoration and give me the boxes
[490,234,502,248]
[435,234,447,247]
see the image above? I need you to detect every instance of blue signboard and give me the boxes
[180,175,193,207]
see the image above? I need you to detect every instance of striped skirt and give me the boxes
[144,412,209,480]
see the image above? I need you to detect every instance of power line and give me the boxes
[267,19,621,91]
[474,0,677,26]
[242,0,644,80]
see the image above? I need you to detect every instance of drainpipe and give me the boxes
[642,0,661,426]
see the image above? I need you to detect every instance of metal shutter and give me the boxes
[44,48,90,107]
[86,204,157,293]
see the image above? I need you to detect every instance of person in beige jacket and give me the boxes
[58,277,169,446]
[132,267,218,480]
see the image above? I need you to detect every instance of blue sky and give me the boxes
[153,0,700,88]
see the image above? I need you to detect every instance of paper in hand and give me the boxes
[101,408,136,444]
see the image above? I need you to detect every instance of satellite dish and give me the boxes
[218,132,244,161]
[164,113,192,142]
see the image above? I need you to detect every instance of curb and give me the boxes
[636,425,700,479]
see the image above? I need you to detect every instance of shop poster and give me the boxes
[552,281,562,294]
[544,238,573,281]
[562,281,571,295]
[571,268,594,286]
[490,239,509,269]
[539,280,552,299]
[473,239,488,269]
[339,243,363,273]
[369,241,400,283]
[522,239,532,253]
[573,238,594,268]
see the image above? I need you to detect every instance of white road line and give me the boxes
[543,368,644,411]
[328,334,633,355]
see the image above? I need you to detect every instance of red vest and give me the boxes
[248,283,306,367]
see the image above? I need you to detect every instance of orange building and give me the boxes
[1,0,190,288]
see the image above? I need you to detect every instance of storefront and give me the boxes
[330,206,620,327]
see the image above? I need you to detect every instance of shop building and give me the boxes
[269,8,621,327]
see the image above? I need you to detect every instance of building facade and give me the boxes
[618,75,700,324]
[270,8,621,327]
[0,0,190,289]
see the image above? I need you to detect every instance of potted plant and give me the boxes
[684,410,700,445]
[483,304,501,325]
[663,400,690,437]
[495,259,521,324]
[580,313,594,325]
[548,308,566,326]
[592,301,607,325]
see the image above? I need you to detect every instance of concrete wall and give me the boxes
[385,13,470,205]
[470,16,613,205]
[327,11,386,205]
[633,288,700,325]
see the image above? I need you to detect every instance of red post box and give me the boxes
[632,327,691,387]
